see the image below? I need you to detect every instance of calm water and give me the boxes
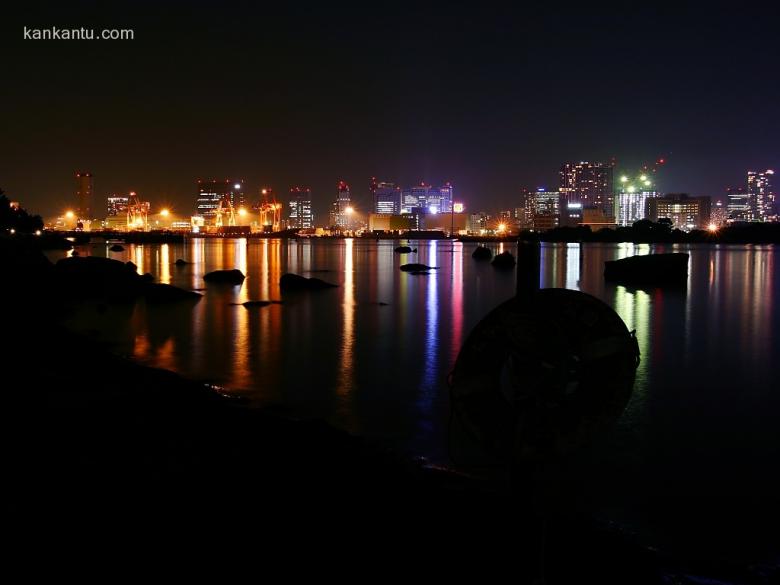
[52,239,780,558]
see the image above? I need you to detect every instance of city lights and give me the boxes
[160,208,170,216]
[65,211,74,219]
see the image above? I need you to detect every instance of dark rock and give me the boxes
[204,269,246,284]
[109,244,125,252]
[491,251,516,269]
[280,273,338,291]
[174,259,189,266]
[410,270,430,275]
[53,256,144,301]
[141,272,154,283]
[604,253,689,285]
[237,300,284,307]
[394,246,413,254]
[472,246,493,260]
[400,263,439,272]
[143,283,202,303]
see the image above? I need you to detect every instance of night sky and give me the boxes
[2,1,779,218]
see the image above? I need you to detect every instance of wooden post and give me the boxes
[516,240,540,302]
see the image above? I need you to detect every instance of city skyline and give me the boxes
[2,3,779,217]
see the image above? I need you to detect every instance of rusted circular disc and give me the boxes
[451,288,639,462]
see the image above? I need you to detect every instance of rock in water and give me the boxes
[472,246,492,260]
[280,273,338,291]
[109,244,125,252]
[491,251,516,269]
[174,259,189,266]
[400,263,439,272]
[204,269,245,284]
[604,253,689,285]
[144,283,202,303]
[394,246,413,254]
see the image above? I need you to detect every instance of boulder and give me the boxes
[394,246,416,254]
[174,259,190,266]
[604,253,689,285]
[204,269,246,284]
[280,273,338,291]
[400,263,439,272]
[491,251,516,269]
[472,246,492,260]
[143,283,202,303]
[109,244,125,252]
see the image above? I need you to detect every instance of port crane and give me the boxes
[127,191,148,231]
[256,188,282,232]
[214,197,237,228]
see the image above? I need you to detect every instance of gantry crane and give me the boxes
[214,197,237,228]
[127,191,148,231]
[256,188,282,232]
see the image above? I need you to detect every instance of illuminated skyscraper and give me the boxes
[710,199,727,226]
[615,173,657,226]
[330,181,353,229]
[374,181,400,214]
[531,189,561,231]
[106,195,129,217]
[288,187,314,229]
[747,169,775,221]
[400,182,453,214]
[559,162,614,225]
[726,186,751,221]
[75,172,94,220]
[196,179,244,218]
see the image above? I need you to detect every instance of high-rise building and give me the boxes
[531,189,561,231]
[710,199,727,227]
[747,169,775,221]
[75,172,94,220]
[726,186,751,221]
[647,193,711,231]
[330,181,353,229]
[106,195,129,217]
[559,162,614,225]
[615,173,658,226]
[196,179,245,218]
[401,182,453,214]
[288,187,314,229]
[374,182,401,215]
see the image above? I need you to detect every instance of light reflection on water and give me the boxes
[51,238,780,557]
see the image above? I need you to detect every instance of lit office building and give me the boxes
[75,172,94,220]
[288,187,314,229]
[330,181,353,229]
[531,189,560,231]
[468,212,491,233]
[401,182,453,214]
[727,186,751,221]
[196,179,245,218]
[647,193,711,231]
[106,195,129,217]
[616,173,657,226]
[710,199,728,226]
[559,162,614,225]
[374,182,401,215]
[747,169,775,221]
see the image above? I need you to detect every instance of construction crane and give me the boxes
[214,196,236,228]
[256,188,282,232]
[127,191,148,231]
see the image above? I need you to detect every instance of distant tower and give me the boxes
[331,181,352,229]
[75,172,94,220]
[726,186,751,221]
[747,169,775,221]
[559,162,614,226]
[288,187,314,229]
